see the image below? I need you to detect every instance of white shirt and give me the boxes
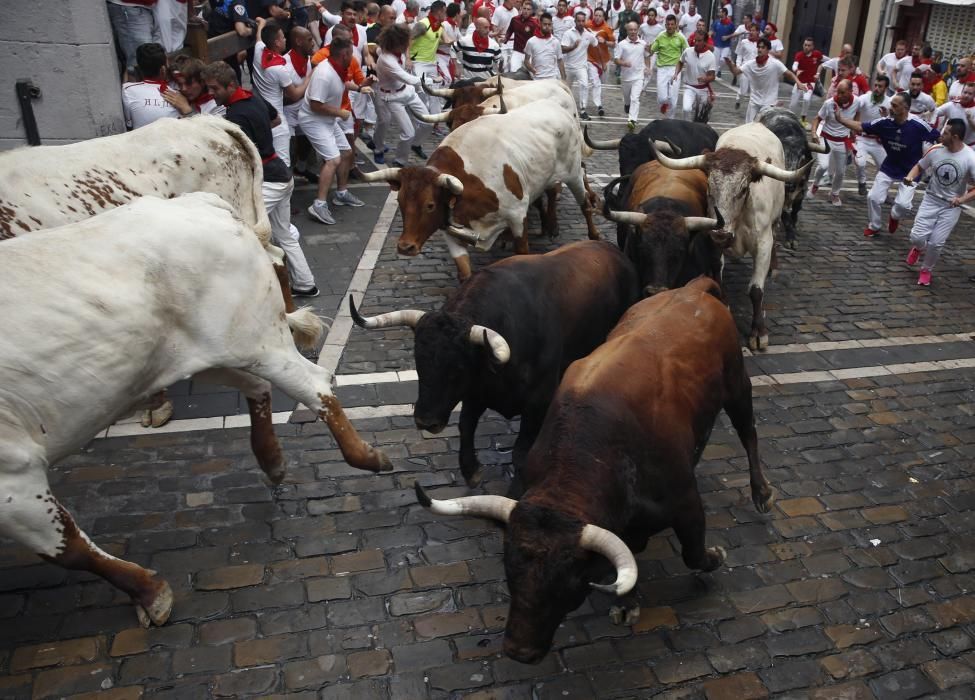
[679,46,715,87]
[614,37,647,82]
[284,52,311,126]
[299,59,347,128]
[524,35,563,79]
[570,4,593,20]
[639,22,664,45]
[933,100,975,144]
[877,52,900,77]
[854,92,891,126]
[909,90,937,118]
[677,11,699,35]
[817,97,858,138]
[374,49,422,91]
[325,23,368,65]
[252,41,293,119]
[562,27,598,70]
[769,38,784,56]
[552,14,575,41]
[948,79,971,100]
[121,80,181,129]
[894,55,918,91]
[741,57,787,106]
[918,143,975,200]
[736,38,757,64]
[492,4,516,43]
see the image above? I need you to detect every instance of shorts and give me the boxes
[339,115,355,135]
[300,116,350,161]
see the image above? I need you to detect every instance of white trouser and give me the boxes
[566,65,590,110]
[622,77,644,121]
[501,42,514,72]
[412,62,443,115]
[715,46,731,68]
[909,194,961,271]
[745,99,774,123]
[374,86,432,162]
[854,136,886,184]
[272,122,291,167]
[350,90,376,126]
[511,50,525,72]
[587,63,603,107]
[813,142,848,196]
[656,65,677,116]
[867,171,916,230]
[436,52,453,84]
[789,83,814,117]
[683,85,709,119]
[262,179,315,290]
[737,70,750,99]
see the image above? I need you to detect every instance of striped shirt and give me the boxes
[455,35,502,79]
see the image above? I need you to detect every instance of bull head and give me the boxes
[358,167,465,256]
[415,483,638,663]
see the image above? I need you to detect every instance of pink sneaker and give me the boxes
[906,247,921,266]
[863,227,877,238]
[888,216,899,233]
[807,184,818,197]
[917,269,932,286]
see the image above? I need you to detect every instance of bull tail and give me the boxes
[287,307,326,351]
[209,117,273,247]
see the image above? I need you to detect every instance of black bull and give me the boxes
[415,277,774,664]
[349,241,639,489]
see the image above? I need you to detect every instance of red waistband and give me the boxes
[822,132,850,141]
[262,153,278,164]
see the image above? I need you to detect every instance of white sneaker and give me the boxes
[308,200,336,224]
[333,190,365,207]
[829,193,842,207]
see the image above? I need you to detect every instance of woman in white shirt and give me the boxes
[372,24,433,166]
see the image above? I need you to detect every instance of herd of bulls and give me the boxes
[0,81,828,665]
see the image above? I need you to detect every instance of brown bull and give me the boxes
[416,276,774,663]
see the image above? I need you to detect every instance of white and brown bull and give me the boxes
[0,193,390,627]
[653,122,810,350]
[416,79,577,130]
[0,116,295,428]
[361,100,600,280]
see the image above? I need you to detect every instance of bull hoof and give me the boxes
[787,238,798,251]
[264,461,287,485]
[141,400,175,428]
[609,604,641,626]
[463,466,484,489]
[748,333,770,352]
[753,483,775,514]
[135,579,173,627]
[701,546,726,572]
[352,446,393,473]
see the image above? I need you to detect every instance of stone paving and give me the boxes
[3,79,975,699]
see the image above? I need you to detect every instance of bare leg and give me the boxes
[458,401,486,487]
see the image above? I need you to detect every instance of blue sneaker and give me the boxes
[373,150,385,165]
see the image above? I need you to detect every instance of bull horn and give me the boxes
[651,139,682,156]
[755,158,813,183]
[652,146,708,171]
[349,295,425,329]
[498,92,508,114]
[415,482,516,521]
[422,74,454,98]
[807,138,830,154]
[684,216,719,232]
[416,109,453,124]
[358,167,403,183]
[480,87,499,97]
[605,210,649,226]
[581,524,638,597]
[436,173,464,195]
[469,325,511,364]
[584,125,621,150]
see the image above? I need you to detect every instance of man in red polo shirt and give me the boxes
[789,37,822,126]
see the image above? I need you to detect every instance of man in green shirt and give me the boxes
[411,0,448,114]
[649,14,688,117]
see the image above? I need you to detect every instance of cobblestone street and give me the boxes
[3,79,975,699]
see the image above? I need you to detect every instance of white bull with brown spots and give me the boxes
[0,193,390,627]
[361,100,600,280]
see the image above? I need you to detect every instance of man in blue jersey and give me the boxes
[709,7,735,76]
[835,91,940,238]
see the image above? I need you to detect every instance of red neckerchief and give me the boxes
[446,16,457,27]
[328,56,349,81]
[287,49,309,78]
[961,96,975,108]
[694,45,709,55]
[472,31,490,51]
[755,54,769,66]
[556,9,567,17]
[344,22,360,45]
[591,17,604,28]
[404,9,416,21]
[143,78,168,95]
[261,47,287,69]
[960,73,975,84]
[192,92,216,109]
[646,18,657,26]
[837,94,853,109]
[912,56,921,67]
[720,17,731,25]
[428,16,442,32]
[226,87,252,105]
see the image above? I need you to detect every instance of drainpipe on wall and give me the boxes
[871,0,892,74]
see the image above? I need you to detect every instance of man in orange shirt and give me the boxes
[586,7,615,117]
[311,24,375,179]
